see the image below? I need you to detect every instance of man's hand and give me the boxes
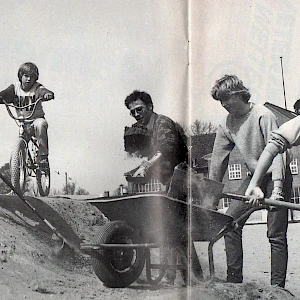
[245,186,264,207]
[133,166,146,177]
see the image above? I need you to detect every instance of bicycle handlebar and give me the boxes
[3,97,44,121]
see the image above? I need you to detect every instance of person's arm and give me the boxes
[208,125,234,208]
[272,115,300,148]
[245,148,277,202]
[245,116,300,203]
[0,84,15,104]
[133,116,177,178]
[209,125,234,183]
[36,84,54,101]
[259,112,285,186]
[133,151,162,177]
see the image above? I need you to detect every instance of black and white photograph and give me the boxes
[0,1,300,299]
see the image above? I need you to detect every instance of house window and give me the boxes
[228,164,242,180]
[192,158,198,167]
[223,197,232,208]
[290,158,298,175]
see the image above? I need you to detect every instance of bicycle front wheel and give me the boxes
[37,167,50,196]
[10,139,27,194]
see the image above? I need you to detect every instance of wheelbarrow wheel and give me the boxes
[91,221,145,288]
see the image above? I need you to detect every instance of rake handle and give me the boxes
[222,193,300,211]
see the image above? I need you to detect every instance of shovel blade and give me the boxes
[168,168,224,206]
[191,177,225,207]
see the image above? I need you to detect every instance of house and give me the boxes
[190,133,216,174]
[192,103,300,222]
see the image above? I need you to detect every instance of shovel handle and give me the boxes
[222,193,300,211]
[0,173,64,240]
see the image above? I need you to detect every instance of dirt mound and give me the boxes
[41,196,108,243]
[0,195,298,300]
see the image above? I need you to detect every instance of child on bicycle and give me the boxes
[0,62,54,168]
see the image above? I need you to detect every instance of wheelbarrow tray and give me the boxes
[88,193,234,245]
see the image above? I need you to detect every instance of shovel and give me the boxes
[0,172,78,253]
[223,193,300,211]
[190,176,300,211]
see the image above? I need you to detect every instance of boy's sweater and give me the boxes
[209,103,285,182]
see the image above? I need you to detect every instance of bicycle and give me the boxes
[3,98,50,196]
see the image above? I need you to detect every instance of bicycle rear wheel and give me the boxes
[27,139,50,196]
[37,167,50,196]
[10,139,27,194]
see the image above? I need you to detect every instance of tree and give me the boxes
[51,188,62,195]
[177,122,190,137]
[0,163,11,194]
[190,119,217,136]
[76,187,90,195]
[62,181,90,195]
[62,181,76,195]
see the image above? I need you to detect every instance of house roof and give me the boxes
[191,133,216,168]
[124,166,151,183]
[264,102,296,124]
[124,166,139,177]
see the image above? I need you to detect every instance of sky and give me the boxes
[0,1,299,195]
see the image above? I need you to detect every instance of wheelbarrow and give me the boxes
[80,172,300,289]
[80,176,237,288]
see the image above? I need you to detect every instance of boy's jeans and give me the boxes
[32,118,49,156]
[225,173,291,288]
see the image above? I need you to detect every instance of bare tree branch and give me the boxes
[190,119,217,136]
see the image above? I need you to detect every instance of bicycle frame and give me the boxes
[4,98,50,196]
[5,98,41,167]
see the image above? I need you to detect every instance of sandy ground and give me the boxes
[0,194,299,300]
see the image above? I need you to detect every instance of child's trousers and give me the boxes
[32,117,49,157]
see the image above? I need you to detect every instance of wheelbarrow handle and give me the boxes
[222,193,300,211]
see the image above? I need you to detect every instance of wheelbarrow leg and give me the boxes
[145,248,166,285]
[175,243,204,286]
[208,241,215,280]
[207,223,235,281]
[145,246,187,285]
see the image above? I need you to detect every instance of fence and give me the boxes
[131,178,166,194]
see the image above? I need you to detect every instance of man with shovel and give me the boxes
[208,75,291,288]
